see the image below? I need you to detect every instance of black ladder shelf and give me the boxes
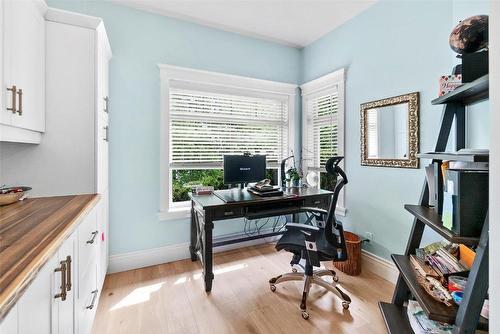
[379,73,489,334]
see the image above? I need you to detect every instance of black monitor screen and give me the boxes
[223,155,266,184]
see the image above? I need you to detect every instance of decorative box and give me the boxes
[439,75,462,96]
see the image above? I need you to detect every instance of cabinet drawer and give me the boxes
[303,196,330,209]
[77,262,98,334]
[213,207,244,220]
[78,207,98,281]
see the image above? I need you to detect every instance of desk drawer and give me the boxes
[303,196,330,209]
[213,207,244,219]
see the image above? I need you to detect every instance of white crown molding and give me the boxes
[45,7,103,29]
[112,1,302,48]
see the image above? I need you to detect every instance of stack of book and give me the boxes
[411,242,469,280]
[247,184,283,197]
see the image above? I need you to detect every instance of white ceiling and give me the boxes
[113,0,377,48]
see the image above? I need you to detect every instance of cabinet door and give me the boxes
[0,304,18,334]
[96,117,109,194]
[76,263,98,334]
[97,195,109,287]
[0,0,8,128]
[3,0,46,132]
[53,233,76,334]
[17,256,57,334]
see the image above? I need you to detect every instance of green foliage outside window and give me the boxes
[172,168,278,202]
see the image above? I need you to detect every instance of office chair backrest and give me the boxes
[323,156,348,247]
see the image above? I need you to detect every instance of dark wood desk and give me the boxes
[189,187,332,292]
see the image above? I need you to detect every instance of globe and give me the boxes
[449,15,488,54]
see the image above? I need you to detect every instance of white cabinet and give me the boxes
[17,256,57,334]
[0,0,47,143]
[0,8,112,294]
[52,233,76,334]
[0,204,103,334]
[0,304,18,334]
[97,195,109,287]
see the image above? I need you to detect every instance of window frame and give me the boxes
[159,64,297,220]
[301,68,346,215]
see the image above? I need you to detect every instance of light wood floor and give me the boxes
[91,244,394,334]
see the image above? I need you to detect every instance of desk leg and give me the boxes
[203,214,214,292]
[189,201,197,262]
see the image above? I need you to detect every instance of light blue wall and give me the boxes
[301,0,490,259]
[452,1,490,148]
[48,0,490,259]
[48,1,301,255]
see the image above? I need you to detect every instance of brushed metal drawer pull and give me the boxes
[86,290,99,309]
[6,85,16,113]
[224,211,233,216]
[54,261,67,301]
[66,255,72,291]
[104,96,109,113]
[16,89,23,115]
[313,200,321,205]
[87,230,99,244]
[103,126,109,142]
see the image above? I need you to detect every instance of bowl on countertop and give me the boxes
[0,186,32,206]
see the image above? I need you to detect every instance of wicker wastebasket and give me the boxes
[333,231,362,276]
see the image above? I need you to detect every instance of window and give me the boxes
[159,65,296,219]
[301,68,345,214]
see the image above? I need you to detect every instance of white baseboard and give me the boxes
[108,230,281,273]
[109,231,398,285]
[361,250,398,284]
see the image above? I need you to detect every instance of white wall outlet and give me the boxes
[365,232,373,241]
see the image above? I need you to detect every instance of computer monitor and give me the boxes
[223,154,266,185]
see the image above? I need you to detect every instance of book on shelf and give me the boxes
[422,242,469,277]
[410,255,440,278]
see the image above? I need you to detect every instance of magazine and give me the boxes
[407,300,454,334]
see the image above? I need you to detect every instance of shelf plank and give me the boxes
[432,75,488,105]
[417,152,489,162]
[392,255,458,323]
[404,205,479,245]
[379,302,414,334]
[391,255,489,331]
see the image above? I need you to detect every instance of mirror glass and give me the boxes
[366,103,409,159]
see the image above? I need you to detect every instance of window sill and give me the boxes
[158,207,190,221]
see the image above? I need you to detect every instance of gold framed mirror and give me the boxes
[360,92,419,168]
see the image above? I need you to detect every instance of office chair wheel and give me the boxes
[342,301,350,310]
[301,311,309,320]
[333,275,339,283]
[270,284,277,292]
[292,267,298,273]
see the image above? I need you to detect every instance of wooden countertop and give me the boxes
[0,194,99,319]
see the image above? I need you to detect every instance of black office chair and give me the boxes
[269,156,351,320]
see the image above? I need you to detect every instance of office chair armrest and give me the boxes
[286,223,320,237]
[299,207,328,216]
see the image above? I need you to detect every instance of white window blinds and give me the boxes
[169,88,289,167]
[304,91,339,169]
